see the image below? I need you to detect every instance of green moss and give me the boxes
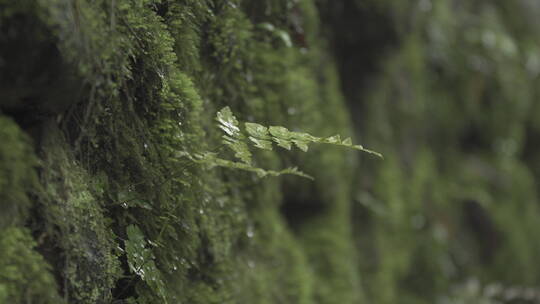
[12,0,540,302]
[35,125,121,303]
[0,117,37,229]
[1,0,374,303]
[0,227,62,304]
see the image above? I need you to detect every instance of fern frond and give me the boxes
[215,106,252,164]
[184,107,382,180]
[190,152,313,179]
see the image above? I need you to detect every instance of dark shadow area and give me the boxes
[280,178,327,232]
[461,199,502,264]
[0,14,83,145]
[316,1,399,130]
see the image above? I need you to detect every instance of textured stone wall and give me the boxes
[0,1,362,303]
[2,1,540,304]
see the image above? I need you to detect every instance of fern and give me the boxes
[215,106,253,164]
[184,107,382,179]
[191,152,314,179]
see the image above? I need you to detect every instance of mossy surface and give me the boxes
[0,117,37,229]
[3,0,540,303]
[0,118,61,304]
[0,227,63,304]
[0,0,364,303]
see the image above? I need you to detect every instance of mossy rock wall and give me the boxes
[0,0,363,303]
[3,0,540,303]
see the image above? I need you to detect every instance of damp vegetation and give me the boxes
[3,0,540,304]
[187,106,382,180]
[0,0,368,303]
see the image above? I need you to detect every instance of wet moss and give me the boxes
[0,116,37,229]
[1,0,370,303]
[0,227,63,304]
[0,117,61,303]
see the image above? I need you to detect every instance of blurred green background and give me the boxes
[324,1,540,303]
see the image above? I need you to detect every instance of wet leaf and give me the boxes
[216,106,240,137]
[245,122,271,139]
[248,137,273,150]
[189,107,382,181]
[216,107,252,164]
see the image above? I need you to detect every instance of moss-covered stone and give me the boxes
[6,0,539,303]
[0,227,62,304]
[1,0,366,303]
[0,117,37,229]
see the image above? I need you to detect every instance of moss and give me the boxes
[7,0,540,302]
[0,227,62,304]
[0,118,61,303]
[35,126,121,303]
[0,116,37,229]
[1,0,373,303]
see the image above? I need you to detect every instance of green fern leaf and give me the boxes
[268,126,294,150]
[193,152,313,179]
[216,107,252,164]
[216,106,241,137]
[245,122,273,150]
[324,134,341,144]
[187,107,382,180]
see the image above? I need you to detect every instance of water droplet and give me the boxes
[246,224,254,238]
[199,209,204,215]
[157,70,165,79]
[138,269,146,278]
[143,143,148,149]
[121,202,128,209]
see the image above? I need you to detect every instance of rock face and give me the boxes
[1,1,540,303]
[0,1,362,303]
